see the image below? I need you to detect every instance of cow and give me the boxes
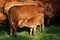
[4,2,44,37]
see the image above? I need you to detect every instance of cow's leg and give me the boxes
[10,26,13,37]
[9,21,13,37]
[10,22,17,37]
[13,26,17,37]
[33,26,36,36]
[9,19,15,37]
[30,28,33,36]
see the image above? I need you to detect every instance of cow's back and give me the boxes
[9,5,40,21]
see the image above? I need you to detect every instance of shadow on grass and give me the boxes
[17,27,30,33]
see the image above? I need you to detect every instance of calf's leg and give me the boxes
[33,26,36,36]
[30,28,33,36]
[41,23,44,32]
[39,23,41,31]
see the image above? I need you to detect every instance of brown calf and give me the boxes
[18,14,44,36]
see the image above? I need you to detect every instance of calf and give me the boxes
[18,14,44,36]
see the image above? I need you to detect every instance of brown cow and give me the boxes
[9,6,44,36]
[4,2,44,36]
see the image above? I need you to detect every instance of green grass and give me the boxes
[0,25,60,40]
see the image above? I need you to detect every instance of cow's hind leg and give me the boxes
[10,26,13,37]
[13,26,17,37]
[9,20,16,37]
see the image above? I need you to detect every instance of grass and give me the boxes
[0,25,60,40]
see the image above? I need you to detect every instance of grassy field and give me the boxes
[0,25,60,40]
